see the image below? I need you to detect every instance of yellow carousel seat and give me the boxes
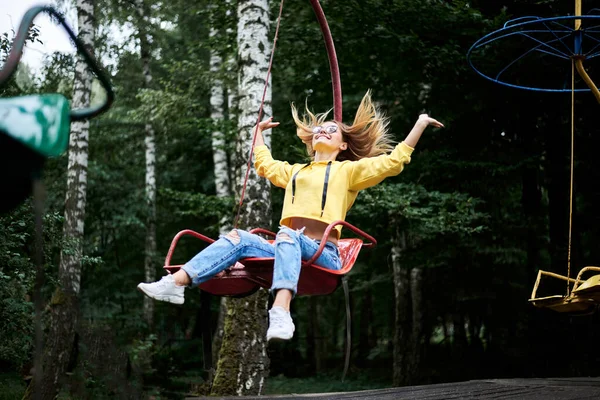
[572,274,600,299]
[529,266,600,314]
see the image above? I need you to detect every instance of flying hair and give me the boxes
[291,90,395,161]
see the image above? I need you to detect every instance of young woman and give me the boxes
[138,91,443,341]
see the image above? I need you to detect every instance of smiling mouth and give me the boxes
[315,134,331,140]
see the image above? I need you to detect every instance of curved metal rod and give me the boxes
[575,58,600,103]
[503,16,542,28]
[249,228,277,238]
[0,6,115,121]
[302,220,376,267]
[164,229,215,268]
[308,0,342,122]
[474,29,571,55]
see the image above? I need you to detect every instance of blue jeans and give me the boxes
[181,226,342,295]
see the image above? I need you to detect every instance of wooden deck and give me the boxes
[186,377,600,399]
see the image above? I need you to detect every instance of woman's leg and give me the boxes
[268,227,341,341]
[271,227,342,309]
[182,229,274,286]
[268,227,302,340]
[138,229,274,304]
[271,227,302,310]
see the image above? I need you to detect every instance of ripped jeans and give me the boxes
[181,226,342,295]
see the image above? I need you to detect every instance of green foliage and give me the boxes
[129,333,158,375]
[265,371,391,395]
[354,183,487,240]
[0,204,63,370]
[0,372,26,400]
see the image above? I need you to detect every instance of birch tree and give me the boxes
[27,0,96,398]
[211,0,272,395]
[208,0,236,374]
[135,0,157,327]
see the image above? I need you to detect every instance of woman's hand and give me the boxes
[257,117,280,132]
[417,114,444,128]
[254,117,280,147]
[403,114,444,148]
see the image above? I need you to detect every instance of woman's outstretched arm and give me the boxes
[253,117,296,188]
[347,114,443,191]
[403,114,444,148]
[254,117,279,146]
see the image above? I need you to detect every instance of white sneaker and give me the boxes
[137,275,185,305]
[266,306,295,341]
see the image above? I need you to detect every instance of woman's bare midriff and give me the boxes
[288,217,338,246]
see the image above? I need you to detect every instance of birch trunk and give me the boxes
[136,0,157,327]
[210,28,231,232]
[210,0,272,395]
[28,1,95,398]
[211,0,238,378]
[208,8,232,378]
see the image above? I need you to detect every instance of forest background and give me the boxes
[2,0,600,399]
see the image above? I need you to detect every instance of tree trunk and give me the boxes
[409,267,424,382]
[28,1,95,399]
[210,34,231,227]
[210,0,272,395]
[212,297,228,370]
[307,297,322,372]
[452,306,468,359]
[392,227,412,386]
[210,295,270,396]
[357,280,373,368]
[208,0,235,378]
[135,0,157,327]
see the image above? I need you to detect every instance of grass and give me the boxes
[0,368,391,399]
[0,372,26,400]
[264,370,391,395]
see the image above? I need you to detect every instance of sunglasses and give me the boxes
[312,125,339,135]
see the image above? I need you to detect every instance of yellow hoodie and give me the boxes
[254,142,414,238]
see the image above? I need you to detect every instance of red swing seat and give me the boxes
[163,220,376,297]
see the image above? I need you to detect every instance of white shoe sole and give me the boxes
[137,284,184,305]
[266,332,294,342]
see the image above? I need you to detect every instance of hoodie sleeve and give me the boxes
[254,145,294,188]
[347,142,414,191]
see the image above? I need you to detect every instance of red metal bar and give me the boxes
[309,0,342,122]
[164,229,215,267]
[302,220,377,267]
[249,228,277,238]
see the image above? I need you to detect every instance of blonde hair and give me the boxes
[291,90,395,162]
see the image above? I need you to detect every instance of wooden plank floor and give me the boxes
[186,377,600,399]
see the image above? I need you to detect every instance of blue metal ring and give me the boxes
[468,15,600,92]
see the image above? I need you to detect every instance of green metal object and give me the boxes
[0,94,70,157]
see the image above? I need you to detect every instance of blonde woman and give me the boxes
[138,91,443,341]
